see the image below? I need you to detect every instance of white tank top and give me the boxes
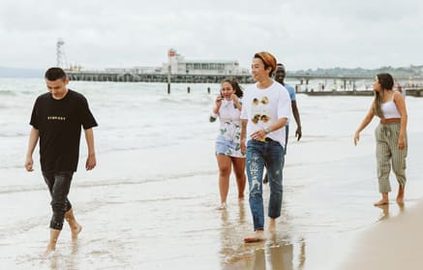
[381,101,401,119]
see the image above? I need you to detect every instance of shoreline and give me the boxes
[340,200,423,269]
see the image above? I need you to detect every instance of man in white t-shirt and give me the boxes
[240,52,291,243]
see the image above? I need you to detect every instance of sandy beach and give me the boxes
[1,79,423,269]
[341,201,423,270]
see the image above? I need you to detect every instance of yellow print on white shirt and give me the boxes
[251,96,271,124]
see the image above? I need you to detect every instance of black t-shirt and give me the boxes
[30,89,98,172]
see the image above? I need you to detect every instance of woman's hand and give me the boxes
[231,94,242,110]
[353,131,360,145]
[215,95,223,104]
[240,138,246,155]
[398,134,406,150]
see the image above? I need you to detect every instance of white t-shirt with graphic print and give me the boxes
[240,81,291,147]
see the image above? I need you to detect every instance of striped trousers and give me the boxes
[375,123,407,193]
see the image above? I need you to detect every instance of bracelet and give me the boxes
[264,127,271,134]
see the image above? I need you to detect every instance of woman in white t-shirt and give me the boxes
[210,79,246,210]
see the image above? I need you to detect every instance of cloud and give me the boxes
[0,0,422,70]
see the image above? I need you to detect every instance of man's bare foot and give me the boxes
[244,230,265,243]
[374,199,389,206]
[71,224,82,240]
[216,202,227,210]
[268,218,276,232]
[42,244,56,258]
[65,209,82,240]
[43,228,60,258]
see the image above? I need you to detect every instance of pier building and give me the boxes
[164,49,249,75]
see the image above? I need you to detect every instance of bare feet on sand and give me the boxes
[374,193,389,206]
[244,230,265,243]
[396,186,405,204]
[71,223,82,240]
[42,244,56,258]
[216,202,227,210]
[373,199,389,206]
[65,209,82,240]
[268,218,276,232]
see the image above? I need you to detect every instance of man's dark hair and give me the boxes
[44,67,67,81]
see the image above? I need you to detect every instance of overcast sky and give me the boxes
[1,0,422,71]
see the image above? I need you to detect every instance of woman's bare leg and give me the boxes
[216,155,232,209]
[232,157,246,200]
[396,185,405,204]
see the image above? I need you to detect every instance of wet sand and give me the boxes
[1,133,422,270]
[341,202,423,270]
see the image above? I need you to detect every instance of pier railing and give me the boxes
[67,71,255,84]
[67,70,423,97]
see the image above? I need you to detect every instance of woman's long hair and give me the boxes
[221,78,243,98]
[373,73,394,118]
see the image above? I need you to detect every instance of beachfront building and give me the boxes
[163,49,249,75]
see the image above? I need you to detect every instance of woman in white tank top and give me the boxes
[354,73,408,206]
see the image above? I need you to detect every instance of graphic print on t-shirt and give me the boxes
[47,116,66,121]
[251,96,271,124]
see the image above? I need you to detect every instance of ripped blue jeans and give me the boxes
[246,139,284,231]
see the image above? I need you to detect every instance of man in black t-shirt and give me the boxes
[25,67,98,256]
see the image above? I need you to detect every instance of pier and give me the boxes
[67,70,255,84]
[68,70,389,83]
[67,70,423,97]
[302,88,423,97]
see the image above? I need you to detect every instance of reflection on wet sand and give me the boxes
[49,239,80,270]
[375,204,390,221]
[375,202,406,222]
[339,201,423,270]
[49,253,58,270]
[224,238,306,270]
[397,202,405,214]
[219,202,306,270]
[269,244,293,270]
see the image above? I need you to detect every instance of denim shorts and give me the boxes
[215,139,245,158]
